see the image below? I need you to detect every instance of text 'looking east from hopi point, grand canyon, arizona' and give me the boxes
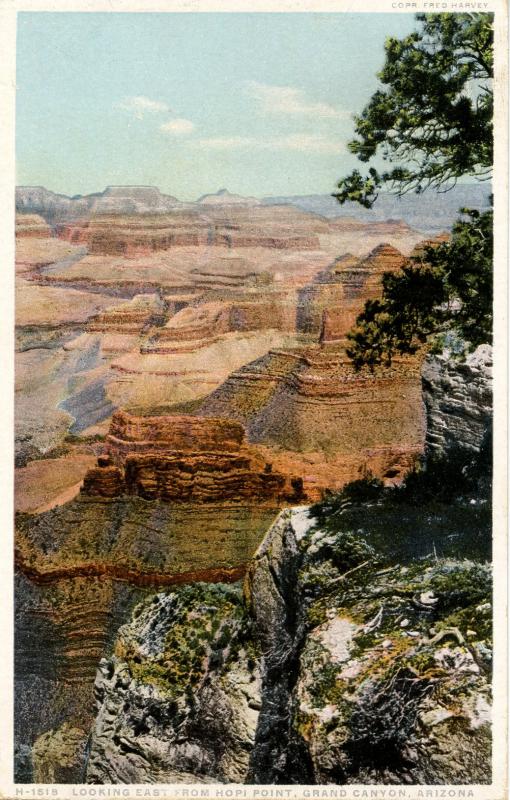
[13,9,495,790]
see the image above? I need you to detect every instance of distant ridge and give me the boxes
[15,182,491,233]
[262,183,492,233]
[16,185,184,223]
[196,188,261,206]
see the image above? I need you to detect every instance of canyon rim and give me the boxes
[1,4,508,799]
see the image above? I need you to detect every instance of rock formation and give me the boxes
[14,179,494,787]
[57,206,323,256]
[81,410,304,505]
[422,344,492,456]
[197,344,425,494]
[16,213,52,238]
[297,246,387,339]
[261,184,491,234]
[16,185,184,225]
[81,476,492,786]
[17,184,492,234]
[15,497,280,782]
[15,331,493,784]
[87,293,166,334]
[86,583,262,784]
[57,213,210,254]
[293,525,492,784]
[143,295,297,354]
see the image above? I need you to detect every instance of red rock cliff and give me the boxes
[82,411,304,505]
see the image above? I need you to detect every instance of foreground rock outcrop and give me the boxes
[14,497,280,783]
[81,470,492,785]
[86,583,262,783]
[422,344,492,457]
[295,533,491,784]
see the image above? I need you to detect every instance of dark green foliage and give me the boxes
[308,444,491,564]
[311,477,385,525]
[396,446,490,506]
[334,13,493,207]
[346,208,493,368]
[124,583,252,696]
[333,13,493,368]
[429,562,492,615]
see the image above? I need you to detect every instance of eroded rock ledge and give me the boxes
[81,411,305,505]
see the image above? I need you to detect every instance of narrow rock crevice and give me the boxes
[245,512,315,784]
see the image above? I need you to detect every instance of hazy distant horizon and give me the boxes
[16,180,492,235]
[15,179,491,204]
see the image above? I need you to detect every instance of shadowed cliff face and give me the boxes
[14,497,280,782]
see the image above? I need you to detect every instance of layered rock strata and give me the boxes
[319,243,408,343]
[16,213,52,239]
[16,186,184,225]
[87,293,166,334]
[81,411,304,504]
[58,207,322,256]
[15,498,280,782]
[143,296,297,354]
[58,214,210,253]
[197,344,425,492]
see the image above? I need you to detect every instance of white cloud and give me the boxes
[246,82,349,120]
[160,118,195,136]
[192,133,343,154]
[115,95,171,120]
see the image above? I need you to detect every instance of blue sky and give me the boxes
[16,12,417,200]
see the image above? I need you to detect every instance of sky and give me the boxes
[16,12,418,200]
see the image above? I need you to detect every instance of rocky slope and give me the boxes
[86,582,262,783]
[15,335,493,784]
[293,242,409,341]
[16,213,52,238]
[197,344,425,496]
[80,464,492,785]
[14,496,280,783]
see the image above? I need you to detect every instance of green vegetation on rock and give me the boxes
[118,583,257,698]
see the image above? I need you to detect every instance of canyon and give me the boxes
[15,191,428,494]
[14,185,492,786]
